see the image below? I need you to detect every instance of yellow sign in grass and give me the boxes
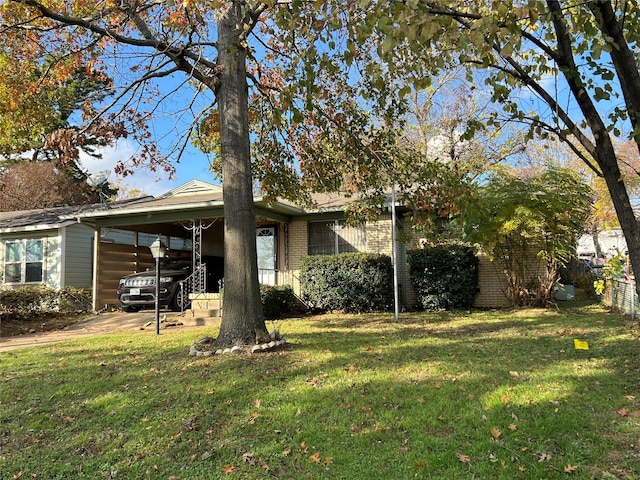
[574,339,589,350]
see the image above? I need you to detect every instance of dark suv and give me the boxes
[117,256,223,312]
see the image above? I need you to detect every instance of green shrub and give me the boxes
[300,253,393,313]
[574,272,598,298]
[0,286,92,320]
[260,284,295,319]
[407,246,479,310]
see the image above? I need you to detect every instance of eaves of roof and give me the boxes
[63,194,307,227]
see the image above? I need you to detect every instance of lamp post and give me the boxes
[149,236,168,335]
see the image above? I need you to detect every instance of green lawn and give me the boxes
[1,301,639,479]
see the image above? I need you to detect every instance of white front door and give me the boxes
[256,227,276,285]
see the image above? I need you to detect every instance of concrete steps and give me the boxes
[182,293,222,327]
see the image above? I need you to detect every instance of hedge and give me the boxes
[407,246,478,310]
[300,253,393,313]
[0,286,92,320]
[260,284,295,319]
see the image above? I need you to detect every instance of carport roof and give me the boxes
[65,180,307,227]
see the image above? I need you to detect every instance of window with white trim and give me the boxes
[308,220,366,255]
[4,239,44,284]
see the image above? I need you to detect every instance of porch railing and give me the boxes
[178,263,207,313]
[258,268,308,307]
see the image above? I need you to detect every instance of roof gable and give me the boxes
[160,180,222,198]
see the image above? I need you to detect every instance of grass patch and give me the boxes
[1,301,639,479]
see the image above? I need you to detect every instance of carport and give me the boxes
[67,180,304,311]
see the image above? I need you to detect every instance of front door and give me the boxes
[256,227,276,285]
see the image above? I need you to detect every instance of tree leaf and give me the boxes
[222,465,236,474]
[456,452,472,463]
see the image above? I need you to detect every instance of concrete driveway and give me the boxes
[0,310,195,352]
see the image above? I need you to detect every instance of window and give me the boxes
[4,239,44,284]
[308,220,366,255]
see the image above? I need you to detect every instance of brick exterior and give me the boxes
[281,217,541,309]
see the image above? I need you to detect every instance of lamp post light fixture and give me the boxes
[149,236,168,335]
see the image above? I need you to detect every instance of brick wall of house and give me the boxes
[284,217,547,309]
[366,214,393,255]
[287,220,308,271]
[474,253,510,308]
[281,220,308,298]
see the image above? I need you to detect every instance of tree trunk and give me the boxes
[584,1,640,299]
[215,2,267,347]
[549,0,640,299]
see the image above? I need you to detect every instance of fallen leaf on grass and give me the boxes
[490,428,501,440]
[253,399,261,408]
[538,452,552,462]
[282,448,291,457]
[564,464,577,473]
[222,465,236,474]
[324,456,333,465]
[248,412,260,424]
[309,452,321,463]
[617,408,629,417]
[456,452,471,464]
[299,441,308,453]
[508,423,518,431]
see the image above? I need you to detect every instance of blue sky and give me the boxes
[81,139,217,197]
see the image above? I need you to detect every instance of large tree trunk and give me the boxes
[587,1,640,299]
[549,0,640,299]
[215,2,267,347]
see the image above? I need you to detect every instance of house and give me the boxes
[0,205,96,290]
[2,179,509,310]
[577,228,627,261]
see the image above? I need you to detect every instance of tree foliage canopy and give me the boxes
[465,166,593,306]
[0,161,104,211]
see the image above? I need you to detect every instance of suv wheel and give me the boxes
[170,288,190,312]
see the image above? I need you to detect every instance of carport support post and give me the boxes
[150,237,168,335]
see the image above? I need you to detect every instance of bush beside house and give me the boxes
[260,284,295,318]
[300,253,393,313]
[407,246,479,310]
[0,286,92,321]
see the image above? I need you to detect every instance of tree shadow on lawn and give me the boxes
[1,306,638,478]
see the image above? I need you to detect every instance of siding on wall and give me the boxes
[63,223,95,288]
